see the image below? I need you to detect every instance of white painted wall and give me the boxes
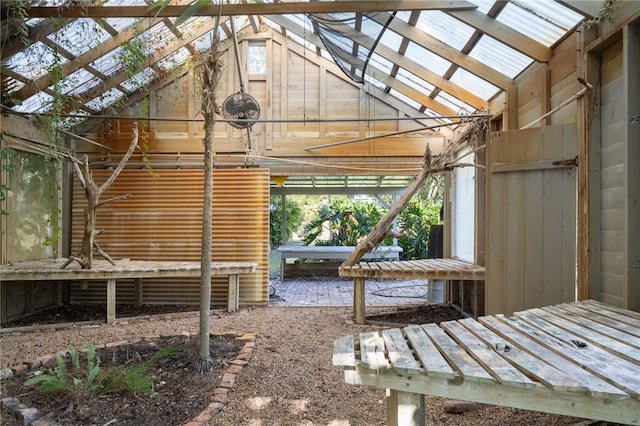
[452,148,475,262]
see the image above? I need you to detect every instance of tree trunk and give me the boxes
[342,146,432,267]
[198,111,215,371]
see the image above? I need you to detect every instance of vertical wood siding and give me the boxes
[486,124,577,315]
[598,41,625,306]
[70,168,269,307]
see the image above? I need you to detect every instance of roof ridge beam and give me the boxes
[20,1,478,19]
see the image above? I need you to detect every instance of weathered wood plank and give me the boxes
[479,314,629,399]
[511,311,640,398]
[459,317,592,393]
[404,325,457,379]
[333,335,356,367]
[421,323,494,384]
[440,320,536,388]
[382,328,422,372]
[360,332,388,371]
[558,303,640,339]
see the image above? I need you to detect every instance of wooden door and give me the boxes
[486,124,577,315]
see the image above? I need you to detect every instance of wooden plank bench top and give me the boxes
[339,258,484,324]
[1,259,257,324]
[339,257,484,280]
[333,300,640,426]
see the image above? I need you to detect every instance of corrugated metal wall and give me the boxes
[70,168,269,307]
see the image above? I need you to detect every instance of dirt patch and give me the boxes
[2,304,199,328]
[1,333,243,426]
[366,303,465,325]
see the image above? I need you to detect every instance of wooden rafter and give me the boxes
[444,8,552,62]
[19,1,478,19]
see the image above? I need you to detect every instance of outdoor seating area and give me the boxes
[333,300,640,426]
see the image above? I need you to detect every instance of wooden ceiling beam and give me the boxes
[20,1,477,19]
[372,13,513,88]
[266,14,486,110]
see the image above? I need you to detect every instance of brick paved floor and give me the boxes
[268,278,444,307]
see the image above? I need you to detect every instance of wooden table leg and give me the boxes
[107,279,116,324]
[387,389,425,426]
[228,274,239,312]
[353,277,365,324]
[134,278,143,308]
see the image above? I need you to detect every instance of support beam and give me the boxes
[20,2,478,19]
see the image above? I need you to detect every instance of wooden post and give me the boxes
[106,278,116,324]
[353,277,365,324]
[228,274,240,312]
[134,278,143,308]
[387,389,425,426]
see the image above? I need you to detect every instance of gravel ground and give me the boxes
[0,306,596,425]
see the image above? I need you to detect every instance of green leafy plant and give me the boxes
[23,342,183,403]
[269,196,303,247]
[23,342,103,401]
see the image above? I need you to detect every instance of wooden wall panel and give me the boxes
[486,124,577,315]
[70,168,269,307]
[597,40,625,306]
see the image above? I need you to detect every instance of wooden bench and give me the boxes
[339,258,485,324]
[277,245,402,280]
[333,300,640,426]
[0,259,257,324]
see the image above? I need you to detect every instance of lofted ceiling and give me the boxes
[0,0,597,191]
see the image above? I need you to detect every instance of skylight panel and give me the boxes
[13,92,53,113]
[498,1,584,47]
[61,110,89,129]
[89,47,123,78]
[378,27,403,52]
[466,0,493,15]
[469,36,532,79]
[368,52,394,75]
[3,77,25,95]
[157,48,190,71]
[364,74,387,91]
[104,17,136,34]
[449,68,499,100]
[415,11,475,51]
[56,68,98,96]
[145,22,177,54]
[4,41,67,81]
[47,19,110,56]
[120,68,156,93]
[389,88,421,110]
[434,91,474,115]
[396,68,436,94]
[405,42,452,75]
[85,88,125,112]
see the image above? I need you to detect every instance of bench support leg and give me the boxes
[228,274,240,312]
[354,277,366,324]
[387,389,425,426]
[107,279,116,324]
[134,278,143,308]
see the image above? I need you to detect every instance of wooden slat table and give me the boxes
[0,259,257,324]
[339,258,485,324]
[277,245,402,280]
[333,300,640,426]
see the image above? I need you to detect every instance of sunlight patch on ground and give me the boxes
[328,420,351,425]
[288,398,310,415]
[245,396,273,410]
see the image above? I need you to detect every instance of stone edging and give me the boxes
[0,330,256,426]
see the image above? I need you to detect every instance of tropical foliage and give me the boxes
[269,196,303,247]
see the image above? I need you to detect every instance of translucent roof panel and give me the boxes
[57,68,101,96]
[389,88,421,111]
[497,0,584,46]
[469,35,533,79]
[85,88,125,112]
[3,77,25,95]
[157,47,191,71]
[368,52,394,75]
[104,17,136,34]
[120,68,156,93]
[395,68,436,94]
[14,92,53,114]
[89,47,124,78]
[412,11,475,51]
[404,42,452,75]
[47,19,111,56]
[434,91,475,115]
[4,41,68,80]
[449,68,500,101]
